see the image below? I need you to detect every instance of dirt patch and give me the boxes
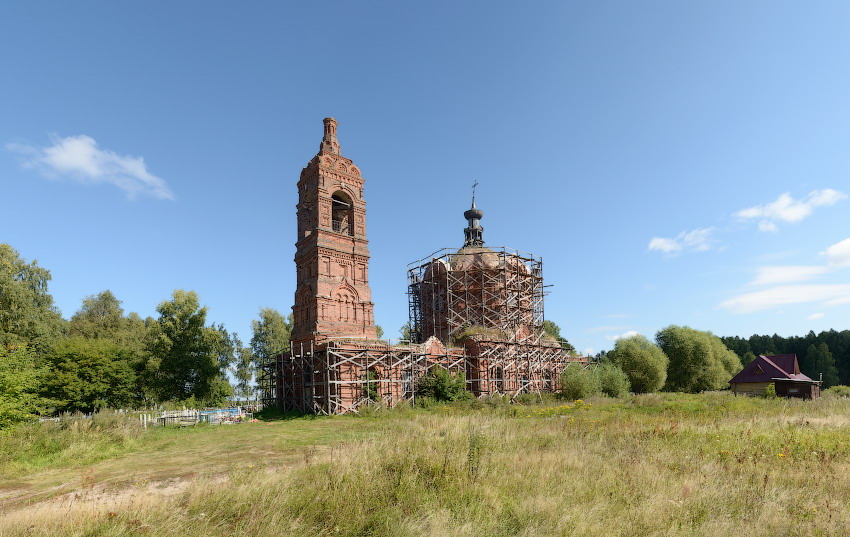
[0,475,202,527]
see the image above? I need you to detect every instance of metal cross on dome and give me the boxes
[471,180,478,204]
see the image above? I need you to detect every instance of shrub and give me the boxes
[363,369,380,401]
[515,392,560,406]
[762,383,777,399]
[415,367,472,402]
[608,335,668,393]
[824,385,850,398]
[559,363,601,401]
[598,364,631,398]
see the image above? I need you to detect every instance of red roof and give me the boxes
[730,354,814,384]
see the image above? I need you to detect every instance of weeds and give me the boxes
[3,394,850,536]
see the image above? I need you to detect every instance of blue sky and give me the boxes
[2,2,849,355]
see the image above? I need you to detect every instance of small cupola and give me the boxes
[463,183,485,247]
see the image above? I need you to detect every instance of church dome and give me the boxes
[446,245,531,274]
[422,257,449,280]
[464,206,483,221]
[448,245,500,271]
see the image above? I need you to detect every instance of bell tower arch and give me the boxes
[291,118,377,345]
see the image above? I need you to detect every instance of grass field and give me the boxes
[2,393,850,536]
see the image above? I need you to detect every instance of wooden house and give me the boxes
[729,353,821,399]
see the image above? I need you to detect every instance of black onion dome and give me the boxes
[464,206,484,221]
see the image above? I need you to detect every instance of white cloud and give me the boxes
[824,238,850,267]
[584,348,596,356]
[719,284,850,314]
[808,312,825,320]
[648,227,714,255]
[606,330,640,341]
[7,134,174,200]
[750,266,829,285]
[648,237,679,253]
[736,189,845,231]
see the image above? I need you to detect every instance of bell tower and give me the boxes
[291,118,378,345]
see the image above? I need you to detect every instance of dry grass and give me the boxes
[3,393,850,536]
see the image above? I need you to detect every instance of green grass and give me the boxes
[0,411,375,509]
[3,394,850,536]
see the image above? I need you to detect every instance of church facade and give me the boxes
[259,118,580,414]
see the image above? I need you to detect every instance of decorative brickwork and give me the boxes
[291,118,377,345]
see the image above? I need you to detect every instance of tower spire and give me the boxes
[319,117,341,155]
[463,182,484,247]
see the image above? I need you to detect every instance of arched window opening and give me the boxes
[331,192,354,236]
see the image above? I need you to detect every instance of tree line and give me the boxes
[720,331,850,387]
[574,325,742,398]
[0,243,292,428]
[4,241,848,426]
[595,326,850,399]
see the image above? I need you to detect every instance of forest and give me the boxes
[720,331,849,387]
[0,243,291,427]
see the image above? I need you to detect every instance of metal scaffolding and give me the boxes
[259,339,463,414]
[259,337,581,415]
[258,245,583,414]
[407,246,545,345]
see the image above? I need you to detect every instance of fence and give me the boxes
[37,405,260,428]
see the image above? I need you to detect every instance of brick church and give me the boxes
[260,118,580,414]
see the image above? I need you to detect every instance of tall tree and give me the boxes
[608,334,668,393]
[720,336,751,360]
[0,244,64,353]
[748,334,777,357]
[43,337,138,413]
[0,346,52,427]
[657,325,741,393]
[66,290,152,403]
[69,290,125,340]
[233,342,255,401]
[250,308,292,367]
[145,290,228,404]
[399,321,413,341]
[543,320,576,353]
[69,291,151,349]
[211,323,237,372]
[805,343,840,388]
